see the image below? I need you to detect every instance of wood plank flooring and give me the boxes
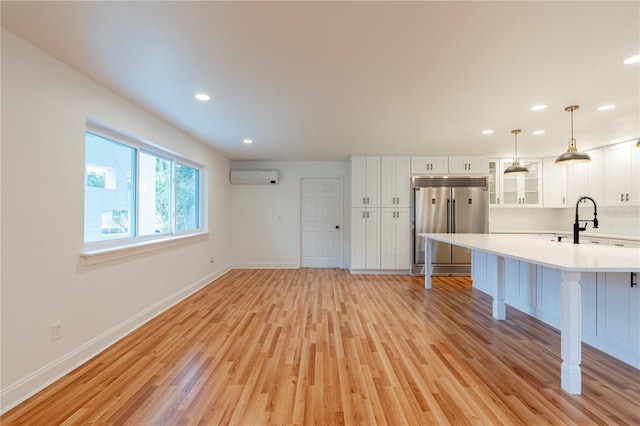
[2,269,639,425]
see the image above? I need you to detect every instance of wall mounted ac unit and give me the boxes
[229,170,279,185]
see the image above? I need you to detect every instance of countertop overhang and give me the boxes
[419,233,640,272]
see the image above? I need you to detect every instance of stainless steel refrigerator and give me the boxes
[411,176,489,276]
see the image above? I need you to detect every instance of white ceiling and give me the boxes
[2,1,638,161]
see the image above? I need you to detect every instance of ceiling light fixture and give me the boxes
[504,129,529,175]
[243,139,253,144]
[195,93,210,101]
[532,130,545,135]
[597,104,615,111]
[623,55,640,65]
[531,104,547,111]
[482,129,494,135]
[555,105,591,164]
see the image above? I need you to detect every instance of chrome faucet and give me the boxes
[574,196,598,244]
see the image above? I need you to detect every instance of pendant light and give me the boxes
[555,105,591,164]
[504,129,529,174]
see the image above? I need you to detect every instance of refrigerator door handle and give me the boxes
[452,199,456,233]
[447,199,451,233]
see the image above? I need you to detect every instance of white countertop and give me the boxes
[419,233,640,272]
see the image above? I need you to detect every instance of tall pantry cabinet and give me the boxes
[351,156,410,271]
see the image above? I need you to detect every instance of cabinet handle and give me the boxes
[562,196,565,204]
[497,197,499,204]
[366,197,370,204]
[362,211,366,218]
[631,273,637,288]
[468,163,471,170]
[363,197,366,204]
[626,193,629,201]
[621,193,624,202]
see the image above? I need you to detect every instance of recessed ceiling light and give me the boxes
[243,139,253,144]
[532,130,545,135]
[530,104,547,111]
[194,93,210,101]
[623,54,640,65]
[482,129,494,135]
[597,104,615,111]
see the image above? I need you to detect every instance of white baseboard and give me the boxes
[232,261,298,269]
[349,269,410,275]
[0,265,232,415]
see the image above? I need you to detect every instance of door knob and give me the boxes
[335,225,340,229]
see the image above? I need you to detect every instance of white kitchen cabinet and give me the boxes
[535,266,561,328]
[488,159,501,206]
[380,207,410,270]
[542,157,568,207]
[596,272,640,354]
[471,250,497,296]
[504,259,536,315]
[499,158,542,207]
[448,156,489,175]
[350,208,380,270]
[603,141,640,206]
[381,156,410,208]
[567,149,603,207]
[351,156,380,208]
[411,156,448,175]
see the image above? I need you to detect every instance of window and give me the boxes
[84,125,204,248]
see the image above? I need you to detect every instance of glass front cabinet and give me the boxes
[497,158,542,207]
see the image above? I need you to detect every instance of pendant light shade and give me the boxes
[636,138,639,148]
[504,129,529,175]
[555,105,591,164]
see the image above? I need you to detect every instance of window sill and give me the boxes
[80,232,209,266]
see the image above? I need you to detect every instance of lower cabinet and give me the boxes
[350,208,380,270]
[380,208,410,270]
[596,272,640,354]
[470,253,639,368]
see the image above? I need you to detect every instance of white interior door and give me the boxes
[301,178,342,267]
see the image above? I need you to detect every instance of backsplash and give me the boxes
[489,206,640,238]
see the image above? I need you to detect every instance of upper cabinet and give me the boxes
[488,159,501,207]
[542,157,568,208]
[566,148,604,207]
[499,158,542,207]
[410,156,448,174]
[603,141,640,206]
[448,156,489,175]
[381,156,410,208]
[351,157,381,208]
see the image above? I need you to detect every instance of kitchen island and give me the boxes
[419,233,640,395]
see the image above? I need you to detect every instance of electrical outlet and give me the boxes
[210,256,215,264]
[51,322,62,341]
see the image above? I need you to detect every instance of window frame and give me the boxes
[83,121,206,255]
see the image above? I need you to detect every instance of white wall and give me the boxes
[490,205,639,238]
[0,30,232,412]
[231,161,350,268]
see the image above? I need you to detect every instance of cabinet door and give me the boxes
[542,157,567,207]
[586,149,604,206]
[365,157,381,207]
[630,143,640,204]
[364,208,380,269]
[536,266,561,327]
[381,156,410,208]
[488,159,501,206]
[381,157,396,208]
[567,161,588,206]
[522,159,542,206]
[394,157,411,207]
[603,143,631,206]
[596,272,640,353]
[411,156,448,174]
[380,208,396,269]
[449,156,488,174]
[350,208,366,269]
[394,208,411,270]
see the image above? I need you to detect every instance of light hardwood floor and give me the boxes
[2,269,639,425]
